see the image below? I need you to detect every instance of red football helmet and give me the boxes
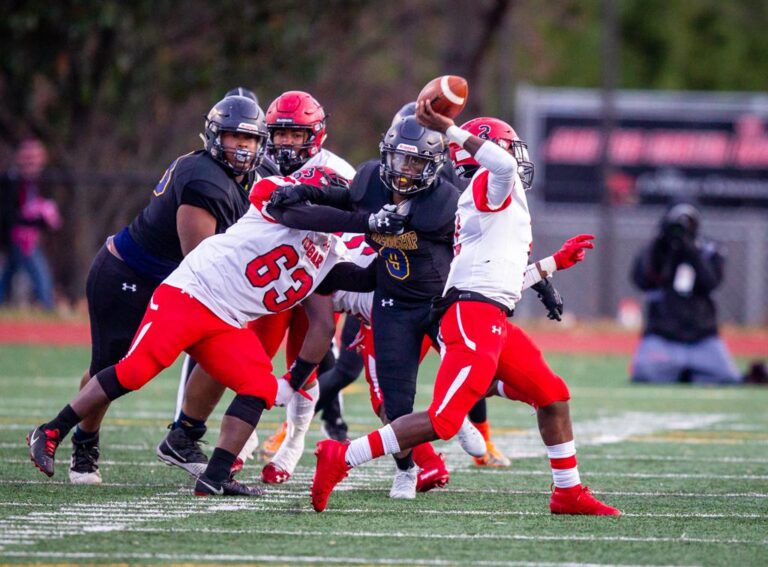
[266,91,328,175]
[450,117,534,190]
[290,165,349,191]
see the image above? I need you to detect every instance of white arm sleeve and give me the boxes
[474,141,518,209]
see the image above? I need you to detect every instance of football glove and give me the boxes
[531,278,563,321]
[268,184,322,208]
[553,234,595,270]
[368,204,407,235]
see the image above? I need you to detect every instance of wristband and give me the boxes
[287,356,317,390]
[446,125,471,146]
[535,256,558,278]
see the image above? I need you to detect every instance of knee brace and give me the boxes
[97,366,132,401]
[224,394,266,427]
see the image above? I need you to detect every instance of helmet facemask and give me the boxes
[267,124,323,175]
[508,139,534,191]
[380,148,443,195]
[209,125,266,176]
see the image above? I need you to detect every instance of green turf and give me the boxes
[0,345,766,566]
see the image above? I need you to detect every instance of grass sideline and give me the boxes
[1,344,767,566]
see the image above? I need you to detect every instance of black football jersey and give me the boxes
[127,151,276,265]
[350,159,461,302]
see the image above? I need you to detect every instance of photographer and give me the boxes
[630,202,741,384]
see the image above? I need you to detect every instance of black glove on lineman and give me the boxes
[531,278,563,321]
[268,184,322,208]
[368,204,407,235]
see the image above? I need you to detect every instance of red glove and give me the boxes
[552,234,595,270]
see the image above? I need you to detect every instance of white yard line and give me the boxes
[0,550,703,566]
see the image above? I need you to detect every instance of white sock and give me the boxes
[271,383,319,472]
[345,424,401,467]
[546,440,581,488]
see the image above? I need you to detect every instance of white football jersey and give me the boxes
[165,176,348,328]
[330,233,376,322]
[445,168,532,311]
[304,149,356,181]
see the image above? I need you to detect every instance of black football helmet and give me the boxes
[203,95,268,175]
[390,101,417,127]
[379,116,447,196]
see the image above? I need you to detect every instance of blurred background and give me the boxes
[1,0,767,329]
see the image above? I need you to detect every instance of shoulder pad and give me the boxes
[408,179,460,233]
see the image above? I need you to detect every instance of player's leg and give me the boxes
[253,310,294,458]
[630,334,685,383]
[495,323,620,516]
[468,398,511,467]
[316,315,365,441]
[71,245,154,484]
[157,362,226,477]
[28,284,205,478]
[686,336,741,384]
[372,296,429,498]
[312,301,502,512]
[262,302,336,483]
[187,327,276,496]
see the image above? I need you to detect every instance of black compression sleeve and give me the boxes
[300,185,353,209]
[269,202,370,233]
[315,260,377,295]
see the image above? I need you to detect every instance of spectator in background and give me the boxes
[0,138,62,311]
[630,202,741,384]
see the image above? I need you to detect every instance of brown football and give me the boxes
[417,75,469,119]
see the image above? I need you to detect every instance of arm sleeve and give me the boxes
[315,260,378,295]
[474,141,518,209]
[268,202,370,233]
[304,186,353,209]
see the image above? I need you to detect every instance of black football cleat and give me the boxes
[69,437,103,484]
[27,426,61,477]
[194,473,266,497]
[156,426,208,477]
[321,416,350,443]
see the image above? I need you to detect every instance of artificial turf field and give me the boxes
[0,344,766,566]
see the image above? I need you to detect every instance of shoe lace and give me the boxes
[44,429,60,458]
[72,440,99,470]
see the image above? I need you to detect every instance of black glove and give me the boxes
[268,183,322,208]
[531,278,563,321]
[368,204,407,234]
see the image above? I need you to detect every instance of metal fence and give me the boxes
[514,201,768,326]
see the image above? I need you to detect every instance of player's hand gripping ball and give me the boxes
[417,75,468,119]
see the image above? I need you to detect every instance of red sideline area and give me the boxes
[0,320,765,357]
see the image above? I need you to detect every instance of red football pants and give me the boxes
[428,301,570,440]
[115,284,277,406]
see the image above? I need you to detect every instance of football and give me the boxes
[417,75,468,119]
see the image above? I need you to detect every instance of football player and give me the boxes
[161,91,358,481]
[66,94,278,485]
[27,167,403,496]
[268,114,483,498]
[310,103,621,516]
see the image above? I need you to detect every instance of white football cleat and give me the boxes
[457,417,487,458]
[389,466,418,499]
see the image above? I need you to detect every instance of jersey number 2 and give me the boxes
[245,245,313,313]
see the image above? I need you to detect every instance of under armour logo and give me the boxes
[381,298,394,307]
[122,283,137,292]
[491,325,502,335]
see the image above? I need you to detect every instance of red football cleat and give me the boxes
[261,462,291,484]
[311,439,350,512]
[416,452,450,492]
[550,485,622,516]
[230,457,244,477]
